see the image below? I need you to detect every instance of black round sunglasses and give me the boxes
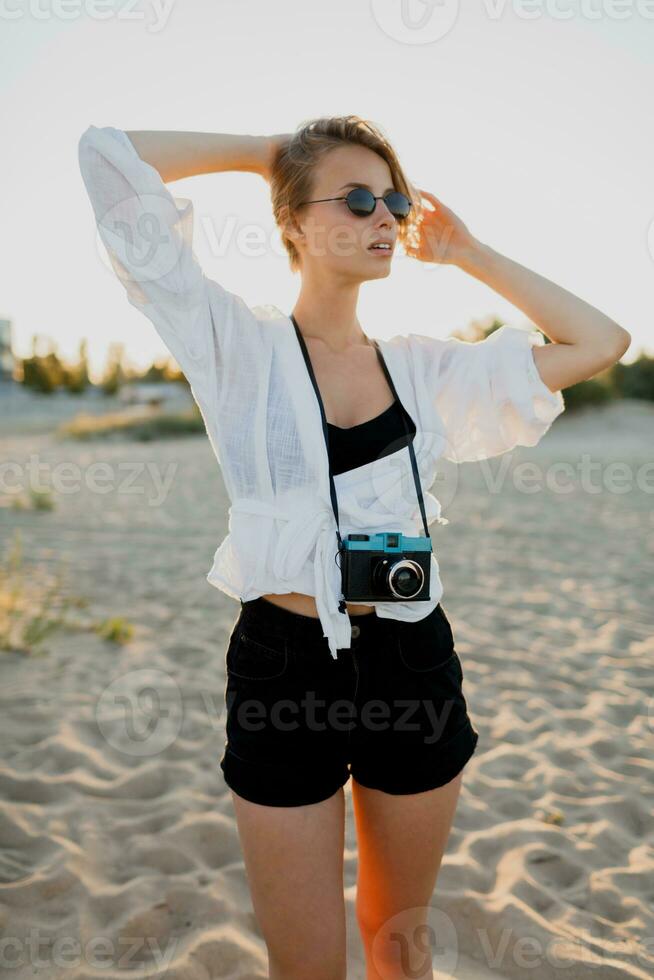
[299,186,412,220]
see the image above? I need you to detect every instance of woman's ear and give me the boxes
[280,204,304,246]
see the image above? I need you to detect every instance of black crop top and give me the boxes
[326,398,417,476]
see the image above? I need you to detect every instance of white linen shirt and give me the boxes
[78,124,566,659]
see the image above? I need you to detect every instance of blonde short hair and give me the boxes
[269,114,423,273]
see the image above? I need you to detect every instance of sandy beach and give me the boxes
[0,391,652,980]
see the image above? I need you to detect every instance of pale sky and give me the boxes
[1,0,652,380]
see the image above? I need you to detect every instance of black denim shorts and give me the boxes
[219,596,479,807]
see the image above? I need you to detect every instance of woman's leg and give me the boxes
[351,771,464,980]
[230,784,348,980]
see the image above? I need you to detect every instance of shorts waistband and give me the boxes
[239,596,376,646]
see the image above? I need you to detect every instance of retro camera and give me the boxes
[340,531,432,602]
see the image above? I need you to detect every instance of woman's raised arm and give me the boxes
[123,130,275,184]
[77,124,282,422]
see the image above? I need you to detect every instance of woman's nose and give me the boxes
[373,198,395,224]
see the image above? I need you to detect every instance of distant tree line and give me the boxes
[15,324,652,410]
[17,334,190,396]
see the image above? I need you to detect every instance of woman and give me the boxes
[79,116,630,980]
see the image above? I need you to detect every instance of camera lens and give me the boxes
[373,558,424,599]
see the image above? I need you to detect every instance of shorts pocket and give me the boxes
[397,603,456,673]
[227,624,289,681]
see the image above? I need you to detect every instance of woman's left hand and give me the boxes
[405,188,478,265]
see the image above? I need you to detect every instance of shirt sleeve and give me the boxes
[407,324,565,463]
[77,124,258,415]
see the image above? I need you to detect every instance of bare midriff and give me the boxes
[260,592,375,617]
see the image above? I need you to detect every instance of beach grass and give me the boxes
[0,529,134,655]
[57,404,204,442]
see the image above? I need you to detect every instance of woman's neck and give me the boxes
[291,284,368,353]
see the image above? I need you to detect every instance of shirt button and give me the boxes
[351,624,361,639]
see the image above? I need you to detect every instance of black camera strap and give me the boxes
[290,315,431,550]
